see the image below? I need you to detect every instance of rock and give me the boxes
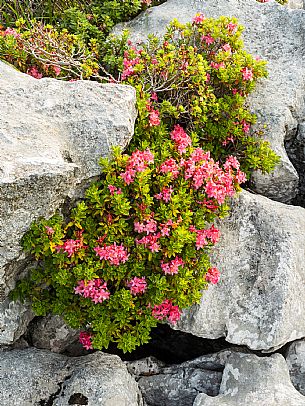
[127,350,237,406]
[0,61,137,345]
[115,0,305,203]
[194,352,305,406]
[286,339,305,396]
[286,0,304,9]
[29,315,79,353]
[176,190,305,351]
[0,348,142,405]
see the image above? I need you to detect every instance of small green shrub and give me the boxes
[12,14,280,353]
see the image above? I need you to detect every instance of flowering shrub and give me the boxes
[114,15,279,176]
[12,14,279,353]
[0,22,100,80]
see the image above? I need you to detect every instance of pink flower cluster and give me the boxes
[205,267,221,284]
[181,149,246,204]
[192,13,205,24]
[120,149,154,185]
[202,34,214,45]
[241,67,253,81]
[159,219,173,237]
[136,233,160,253]
[159,158,180,178]
[75,279,110,304]
[152,299,181,324]
[79,331,93,350]
[227,22,238,33]
[190,224,221,250]
[149,109,161,126]
[94,243,129,265]
[2,27,20,38]
[127,276,147,295]
[154,186,173,203]
[122,55,140,80]
[56,239,84,257]
[210,61,225,70]
[222,44,232,54]
[108,184,122,195]
[171,125,192,154]
[45,226,55,236]
[134,218,157,234]
[27,66,43,79]
[161,257,184,275]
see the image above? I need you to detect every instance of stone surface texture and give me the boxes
[0,61,137,345]
[286,339,305,396]
[194,353,305,406]
[176,191,305,351]
[286,0,304,9]
[115,0,305,204]
[29,315,79,353]
[127,350,239,406]
[0,348,142,406]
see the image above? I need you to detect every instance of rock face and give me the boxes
[176,190,305,351]
[194,352,305,406]
[286,339,305,396]
[286,0,304,9]
[0,348,142,405]
[127,351,234,406]
[115,0,305,204]
[0,62,137,345]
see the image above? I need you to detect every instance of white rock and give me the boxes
[193,353,305,406]
[176,191,305,351]
[286,339,305,396]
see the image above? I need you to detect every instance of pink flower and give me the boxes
[151,92,158,101]
[205,267,220,284]
[127,276,147,295]
[151,58,158,65]
[224,155,240,171]
[134,218,157,235]
[242,120,250,133]
[136,233,160,253]
[222,44,232,54]
[79,331,93,350]
[241,67,253,81]
[154,187,173,203]
[227,22,238,33]
[160,158,180,178]
[205,225,220,244]
[108,185,122,195]
[120,169,136,184]
[236,169,247,184]
[3,27,20,38]
[202,34,214,45]
[52,65,61,76]
[152,299,181,324]
[210,62,225,70]
[27,66,43,79]
[75,279,110,304]
[56,239,84,257]
[161,257,184,275]
[149,109,161,126]
[45,226,54,236]
[170,125,192,154]
[94,243,129,265]
[192,13,205,24]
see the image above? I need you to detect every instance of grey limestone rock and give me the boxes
[193,352,305,406]
[286,339,305,396]
[176,190,305,351]
[0,61,137,345]
[115,0,305,203]
[0,348,142,406]
[286,0,304,9]
[29,315,79,353]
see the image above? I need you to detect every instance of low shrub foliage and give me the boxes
[10,13,280,352]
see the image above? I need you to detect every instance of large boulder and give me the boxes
[0,61,137,345]
[286,339,305,396]
[0,348,142,405]
[194,352,305,406]
[115,0,305,204]
[176,190,305,351]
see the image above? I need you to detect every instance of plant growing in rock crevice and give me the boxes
[12,14,279,352]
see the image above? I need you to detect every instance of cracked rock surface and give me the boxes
[0,61,137,345]
[115,0,305,204]
[286,339,305,396]
[193,352,305,406]
[176,190,305,351]
[0,348,142,405]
